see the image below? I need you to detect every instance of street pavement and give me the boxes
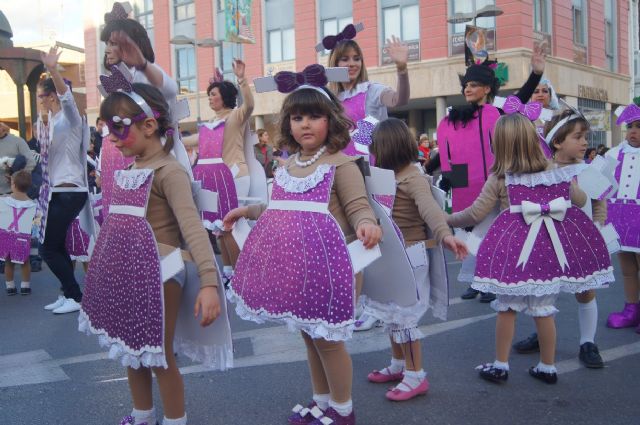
[1,255,639,425]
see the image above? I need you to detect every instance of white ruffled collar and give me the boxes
[2,197,36,209]
[115,169,154,190]
[275,164,333,193]
[621,140,640,154]
[506,164,586,187]
[339,81,370,101]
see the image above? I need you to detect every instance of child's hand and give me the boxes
[443,235,468,260]
[357,222,383,249]
[222,206,248,231]
[194,286,220,327]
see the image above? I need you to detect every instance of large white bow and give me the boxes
[511,197,571,271]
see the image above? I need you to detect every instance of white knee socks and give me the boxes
[163,414,187,425]
[131,407,155,424]
[383,357,405,375]
[312,393,330,410]
[329,399,353,417]
[578,299,598,345]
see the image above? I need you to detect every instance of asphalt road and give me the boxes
[1,255,639,425]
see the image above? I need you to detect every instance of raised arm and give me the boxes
[232,59,254,124]
[379,36,410,108]
[515,41,546,103]
[41,46,82,128]
[111,31,169,92]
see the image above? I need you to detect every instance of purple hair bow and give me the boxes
[616,103,640,125]
[105,2,130,23]
[99,65,133,95]
[502,95,543,121]
[274,64,328,94]
[323,24,357,50]
[351,117,378,146]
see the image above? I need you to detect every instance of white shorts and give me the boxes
[491,294,558,317]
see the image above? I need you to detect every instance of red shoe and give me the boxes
[367,368,403,383]
[385,378,429,401]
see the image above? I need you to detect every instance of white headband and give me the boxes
[544,114,581,146]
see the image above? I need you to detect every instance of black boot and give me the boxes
[461,287,480,300]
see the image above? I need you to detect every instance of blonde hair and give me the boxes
[491,114,548,177]
[327,40,369,94]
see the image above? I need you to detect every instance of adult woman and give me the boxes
[38,47,88,315]
[530,77,560,157]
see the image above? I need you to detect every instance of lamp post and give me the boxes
[169,35,221,123]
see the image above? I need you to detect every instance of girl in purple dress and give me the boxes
[79,82,223,425]
[447,114,613,385]
[224,86,382,425]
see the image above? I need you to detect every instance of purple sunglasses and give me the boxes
[106,111,159,140]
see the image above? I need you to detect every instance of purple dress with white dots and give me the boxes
[472,166,614,296]
[79,169,167,368]
[65,217,90,262]
[227,164,356,341]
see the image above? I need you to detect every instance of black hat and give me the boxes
[459,61,498,87]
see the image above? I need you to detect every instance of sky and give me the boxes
[2,0,85,48]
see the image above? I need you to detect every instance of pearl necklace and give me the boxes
[295,145,327,167]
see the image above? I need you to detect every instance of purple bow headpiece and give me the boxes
[98,64,159,139]
[274,64,328,94]
[615,103,640,125]
[105,2,132,23]
[494,95,552,122]
[315,23,365,52]
[351,116,379,147]
[209,67,224,84]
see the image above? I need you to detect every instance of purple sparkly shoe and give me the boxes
[119,416,158,425]
[288,402,324,425]
[309,407,355,425]
[607,302,640,328]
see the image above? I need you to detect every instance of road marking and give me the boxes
[0,350,70,388]
[556,341,640,374]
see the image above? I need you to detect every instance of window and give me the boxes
[578,98,606,148]
[572,0,587,45]
[174,0,195,21]
[450,0,496,35]
[216,0,244,80]
[605,0,617,71]
[134,0,153,30]
[533,0,551,34]
[265,0,295,63]
[382,0,419,41]
[176,47,196,93]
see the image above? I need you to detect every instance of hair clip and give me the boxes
[315,22,364,52]
[105,2,132,23]
[253,64,349,100]
[614,103,640,126]
[493,96,552,122]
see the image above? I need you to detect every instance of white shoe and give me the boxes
[44,295,65,311]
[354,314,380,331]
[52,298,81,314]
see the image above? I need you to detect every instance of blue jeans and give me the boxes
[41,192,87,302]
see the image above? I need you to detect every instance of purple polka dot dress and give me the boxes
[79,169,167,369]
[227,164,356,341]
[193,122,238,222]
[65,217,90,262]
[0,198,36,264]
[472,166,614,296]
[99,137,134,223]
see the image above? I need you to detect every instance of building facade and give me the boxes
[84,0,632,147]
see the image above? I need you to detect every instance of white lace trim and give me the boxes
[78,310,168,369]
[173,337,234,371]
[490,299,559,317]
[69,254,90,262]
[227,286,353,342]
[338,81,370,101]
[115,169,154,190]
[505,164,587,187]
[385,326,425,344]
[360,295,431,330]
[274,164,333,193]
[470,268,614,296]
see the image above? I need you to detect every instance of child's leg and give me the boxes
[312,339,352,404]
[152,281,185,420]
[127,367,153,410]
[20,262,30,283]
[533,315,556,366]
[301,332,330,409]
[495,310,517,363]
[219,233,239,272]
[575,290,597,345]
[620,252,640,303]
[5,261,15,282]
[82,261,88,273]
[400,340,422,372]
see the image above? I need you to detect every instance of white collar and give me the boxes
[621,140,640,154]
[339,81,370,100]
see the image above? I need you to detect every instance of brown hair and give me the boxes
[543,110,590,153]
[327,40,369,94]
[99,83,175,153]
[100,19,155,70]
[11,170,32,193]
[370,118,418,172]
[277,88,352,154]
[491,114,548,177]
[256,128,268,138]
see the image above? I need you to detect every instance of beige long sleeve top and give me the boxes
[217,79,254,178]
[247,151,377,242]
[447,170,588,229]
[134,149,219,288]
[392,165,451,244]
[554,158,607,225]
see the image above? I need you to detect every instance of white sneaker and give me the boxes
[52,298,81,314]
[44,295,65,311]
[354,314,380,331]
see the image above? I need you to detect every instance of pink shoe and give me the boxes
[367,368,404,383]
[385,378,429,401]
[607,302,640,328]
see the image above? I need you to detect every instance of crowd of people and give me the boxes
[0,3,639,425]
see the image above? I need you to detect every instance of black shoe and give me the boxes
[461,287,480,300]
[579,342,604,368]
[513,333,540,354]
[6,287,16,296]
[479,292,496,303]
[529,366,558,384]
[477,363,508,383]
[20,287,31,295]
